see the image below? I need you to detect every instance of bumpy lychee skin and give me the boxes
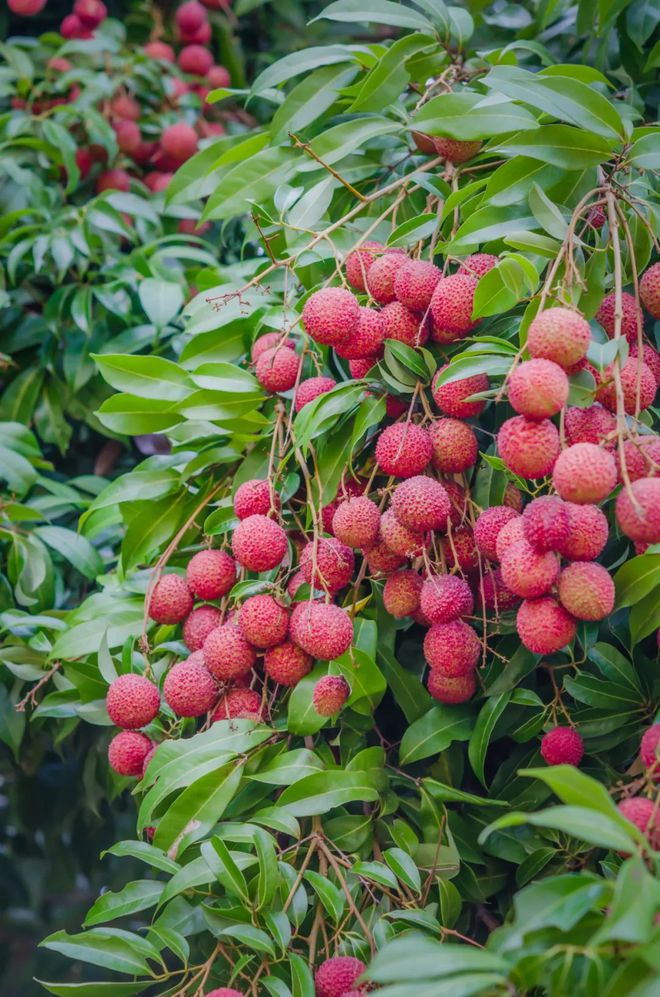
[375,423,432,478]
[640,724,660,773]
[596,290,642,343]
[523,496,569,552]
[364,538,407,576]
[251,333,294,363]
[300,538,355,592]
[540,727,584,766]
[335,306,386,360]
[615,478,660,543]
[618,797,660,849]
[432,367,489,418]
[558,561,615,621]
[596,357,656,414]
[630,343,660,386]
[381,301,429,346]
[424,620,480,676]
[203,625,256,680]
[348,357,377,379]
[458,254,498,278]
[565,404,616,446]
[552,443,617,504]
[239,595,289,648]
[440,526,479,572]
[290,603,353,660]
[178,44,214,76]
[428,418,478,473]
[108,731,153,777]
[527,308,591,369]
[255,346,301,393]
[393,260,442,312]
[205,989,245,997]
[187,550,236,600]
[234,479,278,520]
[160,121,199,164]
[444,480,469,526]
[495,516,527,561]
[106,674,160,730]
[163,659,218,717]
[176,0,207,33]
[312,676,350,717]
[294,376,336,412]
[345,241,385,292]
[232,515,287,571]
[474,507,520,561]
[478,569,520,612]
[302,288,360,346]
[366,252,407,304]
[500,540,560,599]
[332,497,381,550]
[212,687,262,722]
[183,605,222,651]
[434,137,481,163]
[391,475,450,532]
[427,669,477,704]
[497,416,560,479]
[149,574,193,624]
[508,359,569,420]
[640,262,660,318]
[383,570,423,618]
[264,641,312,687]
[516,597,577,654]
[556,503,609,561]
[315,957,365,997]
[380,509,427,558]
[420,574,474,624]
[430,274,478,338]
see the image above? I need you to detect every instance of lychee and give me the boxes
[175,0,207,33]
[428,418,478,473]
[555,503,609,560]
[203,625,256,680]
[557,561,615,620]
[440,526,479,572]
[380,509,427,558]
[478,568,520,612]
[366,253,407,304]
[516,597,577,654]
[430,274,477,339]
[596,290,642,343]
[596,356,656,414]
[108,731,153,777]
[345,241,385,292]
[640,724,660,773]
[383,569,423,618]
[444,480,469,526]
[458,254,498,278]
[335,307,385,360]
[393,260,442,313]
[508,359,568,420]
[9,0,47,14]
[420,574,473,624]
[364,538,407,575]
[293,376,336,412]
[424,620,480,676]
[565,404,616,446]
[348,357,377,379]
[145,40,176,61]
[163,658,217,717]
[314,956,366,997]
[526,307,591,369]
[433,137,481,163]
[522,496,569,552]
[96,168,132,194]
[148,573,193,624]
[391,475,450,532]
[552,443,617,503]
[381,301,429,346]
[473,506,520,561]
[640,263,660,319]
[239,595,289,648]
[60,13,92,37]
[205,990,245,997]
[255,346,301,393]
[302,288,360,346]
[630,343,660,386]
[615,478,660,543]
[540,727,584,766]
[617,797,660,849]
[427,669,476,704]
[264,642,312,686]
[312,676,350,717]
[73,0,106,28]
[290,603,353,660]
[232,514,287,571]
[187,549,236,600]
[106,674,160,730]
[497,416,560,479]
[183,605,222,651]
[251,333,294,362]
[500,539,560,598]
[495,515,527,560]
[386,394,408,418]
[234,479,279,519]
[503,483,524,512]
[375,422,432,478]
[212,687,262,721]
[178,44,214,77]
[332,497,381,549]
[300,537,355,591]
[160,122,199,164]
[432,367,488,418]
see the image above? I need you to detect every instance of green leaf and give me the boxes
[304,870,346,923]
[250,749,325,786]
[630,588,660,645]
[468,693,511,786]
[367,936,509,982]
[37,984,148,997]
[278,769,380,817]
[377,647,432,723]
[39,929,156,976]
[399,705,475,764]
[34,527,102,580]
[153,762,245,851]
[201,836,249,900]
[96,395,182,435]
[271,64,358,142]
[492,124,618,169]
[300,117,400,171]
[349,34,434,113]
[84,881,164,927]
[251,46,354,93]
[384,847,422,893]
[204,148,298,221]
[629,132,660,169]
[93,354,191,401]
[412,91,539,140]
[482,805,640,852]
[314,0,435,31]
[138,280,184,327]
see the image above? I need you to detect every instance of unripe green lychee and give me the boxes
[552,443,617,504]
[106,674,160,730]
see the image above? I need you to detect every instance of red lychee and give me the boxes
[428,418,478,473]
[203,625,256,680]
[239,595,289,648]
[458,254,498,278]
[264,642,312,686]
[386,394,408,418]
[96,168,131,194]
[9,0,47,14]
[540,727,584,766]
[383,569,423,618]
[255,346,300,393]
[503,483,524,512]
[300,537,355,591]
[420,574,473,624]
[234,479,279,519]
[109,93,140,120]
[183,605,222,651]
[630,343,660,386]
[212,687,262,721]
[108,731,153,777]
[432,367,489,418]
[640,725,660,773]
[444,480,469,526]
[231,514,288,571]
[500,539,560,598]
[381,301,429,347]
[615,478,660,543]
[294,376,336,412]
[433,137,481,163]
[516,597,577,654]
[178,44,214,77]
[596,290,642,343]
[205,989,245,997]
[314,956,366,997]
[144,171,173,193]
[596,357,656,414]
[380,508,427,558]
[160,122,199,164]
[348,357,377,379]
[106,674,160,730]
[176,0,207,33]
[617,797,660,849]
[640,263,660,319]
[74,0,106,27]
[391,475,450,532]
[312,676,350,717]
[335,306,385,360]
[424,620,480,676]
[251,333,294,362]
[473,506,520,561]
[345,241,385,292]
[186,549,236,600]
[552,443,617,504]
[60,13,92,37]
[522,496,569,552]
[527,307,591,369]
[497,416,560,479]
[557,561,614,621]
[364,538,407,576]
[555,503,609,560]
[149,574,193,625]
[393,260,442,313]
[290,603,353,660]
[427,669,476,704]
[375,422,432,478]
[565,404,616,446]
[163,658,217,717]
[495,515,527,560]
[508,359,568,420]
[430,274,477,339]
[332,497,381,549]
[478,568,520,612]
[302,288,360,346]
[440,526,479,572]
[366,252,407,304]
[145,40,176,61]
